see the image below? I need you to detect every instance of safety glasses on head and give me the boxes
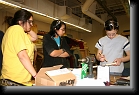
[104,20,119,31]
[55,20,61,27]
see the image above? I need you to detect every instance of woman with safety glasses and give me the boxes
[42,20,72,68]
[0,9,38,86]
[95,19,130,75]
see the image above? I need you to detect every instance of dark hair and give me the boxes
[3,9,33,27]
[49,20,66,37]
[104,19,119,31]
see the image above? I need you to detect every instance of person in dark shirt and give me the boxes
[42,20,72,68]
[0,30,4,75]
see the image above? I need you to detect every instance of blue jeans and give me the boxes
[122,68,130,77]
[109,72,122,76]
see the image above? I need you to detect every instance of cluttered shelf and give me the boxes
[121,30,130,38]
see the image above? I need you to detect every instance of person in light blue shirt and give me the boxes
[42,20,72,68]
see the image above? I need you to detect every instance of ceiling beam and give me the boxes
[96,0,117,20]
[120,0,130,17]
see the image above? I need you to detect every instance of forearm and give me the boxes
[18,50,37,77]
[58,52,69,57]
[121,50,130,62]
[121,55,130,62]
[96,53,100,61]
[50,49,64,57]
[50,49,69,57]
[96,50,102,61]
[28,30,38,41]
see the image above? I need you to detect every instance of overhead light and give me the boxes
[46,15,58,20]
[0,0,21,8]
[22,8,47,17]
[0,0,91,32]
[64,21,91,32]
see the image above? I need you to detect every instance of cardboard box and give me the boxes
[35,65,76,86]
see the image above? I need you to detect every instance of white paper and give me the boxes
[45,68,71,76]
[97,66,110,82]
[71,68,82,80]
[75,78,105,86]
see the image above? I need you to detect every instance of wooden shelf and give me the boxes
[79,49,89,58]
[121,32,130,36]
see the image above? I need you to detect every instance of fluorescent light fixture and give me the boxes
[22,8,47,17]
[0,0,21,8]
[64,21,91,32]
[0,0,91,32]
[46,16,91,32]
[46,15,58,20]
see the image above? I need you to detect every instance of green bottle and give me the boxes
[81,62,88,79]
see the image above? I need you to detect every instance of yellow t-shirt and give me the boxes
[1,25,35,86]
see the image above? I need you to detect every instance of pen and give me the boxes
[99,53,108,62]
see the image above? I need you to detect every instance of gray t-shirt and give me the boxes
[95,35,130,73]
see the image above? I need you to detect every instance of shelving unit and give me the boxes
[121,30,130,37]
[79,49,90,58]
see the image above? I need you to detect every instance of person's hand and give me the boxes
[33,73,37,79]
[99,53,107,62]
[113,58,122,66]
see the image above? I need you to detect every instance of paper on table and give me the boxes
[97,66,110,82]
[75,78,105,86]
[45,68,71,76]
[71,68,82,80]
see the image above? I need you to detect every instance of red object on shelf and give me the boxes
[78,41,84,49]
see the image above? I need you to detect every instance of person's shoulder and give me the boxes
[117,35,129,42]
[8,25,24,35]
[43,33,51,39]
[99,36,107,40]
[11,25,23,30]
[44,33,50,37]
[61,36,66,39]
[118,35,128,39]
